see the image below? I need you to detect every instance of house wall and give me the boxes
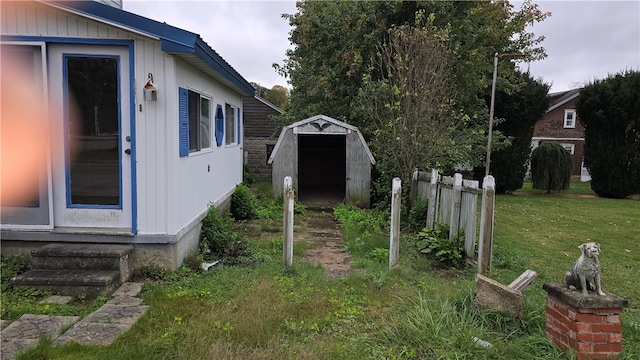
[242,97,281,181]
[244,137,277,181]
[533,98,585,177]
[1,1,244,268]
[167,59,243,235]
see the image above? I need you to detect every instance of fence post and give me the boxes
[426,169,439,229]
[409,168,418,210]
[449,173,463,240]
[478,175,495,274]
[389,177,401,269]
[283,176,294,267]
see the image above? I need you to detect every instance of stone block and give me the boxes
[473,274,524,319]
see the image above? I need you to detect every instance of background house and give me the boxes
[242,96,284,181]
[531,89,591,181]
[268,115,375,208]
[0,0,254,270]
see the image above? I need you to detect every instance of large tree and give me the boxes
[576,70,640,198]
[474,71,550,193]
[277,1,549,204]
[357,21,460,190]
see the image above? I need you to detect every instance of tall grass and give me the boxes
[11,186,640,359]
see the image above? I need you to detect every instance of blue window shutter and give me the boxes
[215,104,224,147]
[237,108,241,145]
[178,87,189,157]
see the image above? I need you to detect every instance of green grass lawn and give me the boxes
[5,185,639,359]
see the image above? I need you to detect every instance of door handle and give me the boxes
[124,149,131,155]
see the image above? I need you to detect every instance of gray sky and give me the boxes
[124,0,640,93]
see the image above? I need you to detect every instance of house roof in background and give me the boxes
[45,0,255,97]
[253,96,284,114]
[547,88,581,113]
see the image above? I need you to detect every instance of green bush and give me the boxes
[576,70,640,198]
[200,206,246,258]
[530,142,572,194]
[406,198,428,232]
[230,183,258,220]
[1,255,32,292]
[415,223,466,268]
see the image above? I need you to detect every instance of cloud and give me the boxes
[124,0,297,88]
[522,1,640,91]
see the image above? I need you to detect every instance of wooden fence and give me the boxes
[409,169,482,259]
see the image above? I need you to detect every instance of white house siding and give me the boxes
[170,59,243,235]
[2,1,243,236]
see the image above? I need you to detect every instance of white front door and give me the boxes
[49,44,132,231]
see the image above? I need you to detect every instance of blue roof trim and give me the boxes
[48,0,255,97]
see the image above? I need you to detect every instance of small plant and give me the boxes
[367,247,389,264]
[406,198,429,232]
[1,255,32,293]
[416,223,466,268]
[140,264,169,281]
[183,250,204,272]
[230,183,259,220]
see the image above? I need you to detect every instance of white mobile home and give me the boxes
[1,0,254,269]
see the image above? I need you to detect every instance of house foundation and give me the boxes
[543,283,628,360]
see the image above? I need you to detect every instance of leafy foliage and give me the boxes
[416,223,466,268]
[200,206,248,259]
[358,20,461,188]
[230,183,258,220]
[475,71,550,193]
[576,70,640,198]
[0,254,31,292]
[278,1,549,206]
[530,142,572,193]
[406,198,429,233]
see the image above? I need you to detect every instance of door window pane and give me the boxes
[66,56,120,206]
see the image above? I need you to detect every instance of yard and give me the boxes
[2,181,639,359]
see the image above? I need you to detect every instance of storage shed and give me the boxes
[268,115,375,207]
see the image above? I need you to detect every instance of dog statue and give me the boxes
[565,242,605,296]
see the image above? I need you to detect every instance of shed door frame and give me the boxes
[296,133,346,203]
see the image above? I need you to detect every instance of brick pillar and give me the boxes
[543,283,628,360]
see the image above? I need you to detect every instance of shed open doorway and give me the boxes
[297,134,346,207]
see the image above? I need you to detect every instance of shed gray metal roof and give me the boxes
[267,114,376,165]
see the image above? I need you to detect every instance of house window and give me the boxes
[179,88,211,156]
[564,109,576,128]
[225,103,236,145]
[560,143,575,155]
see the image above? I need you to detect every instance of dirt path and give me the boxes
[294,210,354,279]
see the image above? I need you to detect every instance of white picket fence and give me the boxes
[409,169,483,260]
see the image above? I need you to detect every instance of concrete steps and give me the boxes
[11,244,134,298]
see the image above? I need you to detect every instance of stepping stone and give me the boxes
[40,295,73,305]
[0,315,79,360]
[111,282,143,298]
[55,322,131,346]
[56,302,148,346]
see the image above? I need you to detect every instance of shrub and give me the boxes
[415,223,466,268]
[576,70,640,198]
[231,183,259,220]
[530,142,572,193]
[200,206,246,258]
[406,198,428,232]
[1,255,32,292]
